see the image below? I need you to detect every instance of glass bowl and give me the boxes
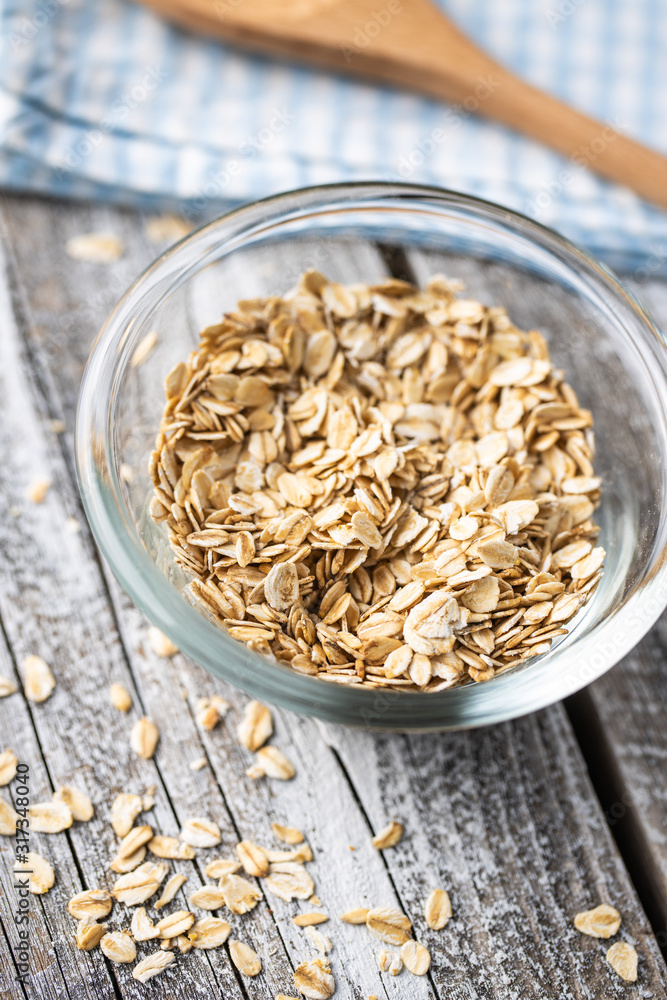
[76,182,667,731]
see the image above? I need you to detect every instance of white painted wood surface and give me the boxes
[1,195,667,999]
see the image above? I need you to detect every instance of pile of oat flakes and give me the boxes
[149,272,605,690]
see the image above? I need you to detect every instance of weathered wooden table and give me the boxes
[1,193,667,1000]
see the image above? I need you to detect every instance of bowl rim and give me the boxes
[75,180,667,731]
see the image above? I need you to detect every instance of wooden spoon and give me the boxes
[137,0,667,209]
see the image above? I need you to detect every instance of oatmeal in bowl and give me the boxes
[148,271,604,693]
[76,183,667,729]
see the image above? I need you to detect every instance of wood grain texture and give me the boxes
[568,283,667,946]
[0,193,667,998]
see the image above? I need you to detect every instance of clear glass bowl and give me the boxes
[76,182,667,731]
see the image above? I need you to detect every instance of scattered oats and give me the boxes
[131,331,159,368]
[29,800,72,833]
[294,913,329,927]
[9,506,22,518]
[263,844,313,864]
[111,793,144,836]
[131,907,161,940]
[0,749,18,786]
[188,885,227,911]
[152,274,604,690]
[130,717,159,759]
[218,873,262,914]
[147,626,179,657]
[180,817,221,848]
[114,825,154,863]
[238,700,274,751]
[265,864,314,901]
[66,232,124,262]
[132,949,176,983]
[366,906,412,945]
[196,694,230,730]
[205,857,242,878]
[1,796,19,835]
[236,839,270,878]
[149,835,195,860]
[310,896,322,907]
[68,888,113,919]
[371,821,403,850]
[100,931,136,963]
[112,861,167,904]
[155,873,188,910]
[110,683,132,712]
[110,845,147,874]
[229,939,262,976]
[574,904,622,939]
[424,888,452,929]
[14,852,54,894]
[189,757,207,771]
[48,418,66,433]
[304,926,332,954]
[294,957,335,999]
[276,996,301,1000]
[378,949,390,972]
[606,941,638,982]
[53,785,94,822]
[22,655,55,703]
[145,214,192,244]
[0,677,17,698]
[400,940,431,976]
[188,916,232,949]
[246,763,266,780]
[64,516,81,534]
[340,908,369,924]
[272,822,304,845]
[26,478,51,504]
[156,910,195,939]
[75,916,107,950]
[389,952,403,976]
[255,746,295,780]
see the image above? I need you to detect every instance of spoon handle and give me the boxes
[371,10,667,210]
[447,67,667,210]
[138,0,667,210]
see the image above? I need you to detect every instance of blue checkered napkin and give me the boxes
[0,0,666,272]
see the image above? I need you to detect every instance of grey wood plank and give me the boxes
[320,707,667,998]
[0,223,266,1000]
[0,925,29,1000]
[3,193,667,999]
[568,280,667,942]
[0,235,131,1000]
[0,623,82,1000]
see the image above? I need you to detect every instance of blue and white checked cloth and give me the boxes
[1,0,666,272]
